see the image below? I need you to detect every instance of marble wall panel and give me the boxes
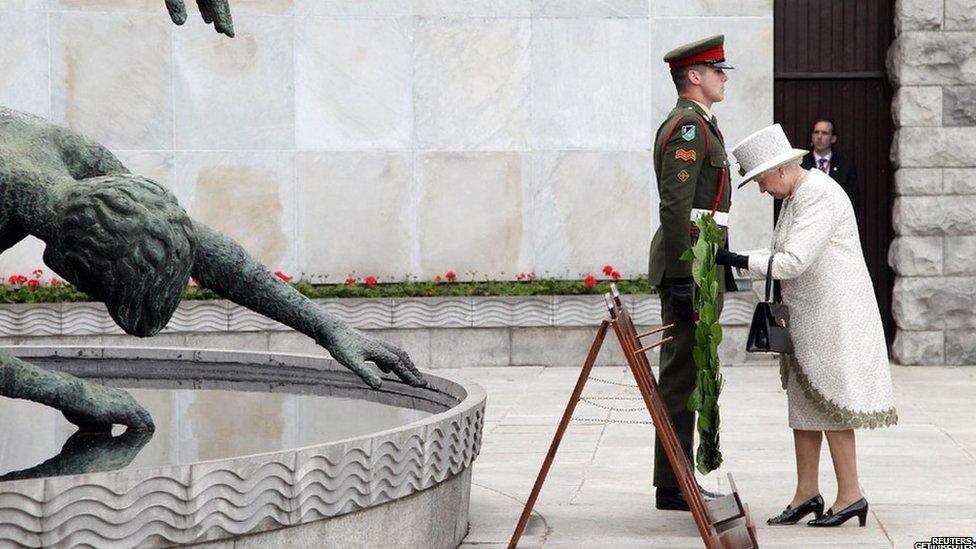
[0,11,49,117]
[174,15,294,150]
[171,152,299,274]
[650,16,775,251]
[298,152,414,281]
[112,151,176,188]
[294,0,411,16]
[417,153,530,278]
[530,151,652,278]
[414,18,531,150]
[651,0,772,17]
[531,18,650,148]
[0,237,47,278]
[0,0,45,8]
[413,0,530,17]
[50,12,173,150]
[532,0,646,17]
[295,18,412,150]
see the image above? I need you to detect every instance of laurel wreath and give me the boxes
[679,214,724,474]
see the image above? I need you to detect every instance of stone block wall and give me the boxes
[0,1,774,283]
[889,0,976,365]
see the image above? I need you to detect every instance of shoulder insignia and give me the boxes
[675,148,697,162]
[681,125,696,142]
[677,169,690,182]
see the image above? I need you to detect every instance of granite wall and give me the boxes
[889,0,976,365]
[0,1,774,282]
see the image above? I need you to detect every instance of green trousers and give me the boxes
[653,285,724,488]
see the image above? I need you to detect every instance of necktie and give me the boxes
[818,157,828,173]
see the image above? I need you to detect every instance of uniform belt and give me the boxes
[690,208,729,227]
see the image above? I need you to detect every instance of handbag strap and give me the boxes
[764,255,775,302]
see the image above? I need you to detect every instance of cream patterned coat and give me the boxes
[745,169,897,428]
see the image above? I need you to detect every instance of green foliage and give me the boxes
[682,214,725,474]
[0,276,656,304]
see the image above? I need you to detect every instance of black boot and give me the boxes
[766,494,824,525]
[807,498,869,527]
[655,485,725,512]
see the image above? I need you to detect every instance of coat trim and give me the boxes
[787,355,899,430]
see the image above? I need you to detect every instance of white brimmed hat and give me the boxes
[731,124,808,188]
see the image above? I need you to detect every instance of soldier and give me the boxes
[648,35,738,512]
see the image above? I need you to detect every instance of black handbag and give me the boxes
[746,255,794,354]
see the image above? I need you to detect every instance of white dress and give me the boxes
[744,169,897,430]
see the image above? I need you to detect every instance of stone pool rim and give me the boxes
[0,346,486,548]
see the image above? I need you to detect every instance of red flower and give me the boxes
[50,278,62,287]
[31,269,43,279]
[7,274,27,286]
[445,271,457,282]
[364,275,378,287]
[611,270,622,281]
[26,279,40,289]
[528,271,537,281]
[602,264,614,276]
[583,274,598,288]
[274,270,292,283]
[345,276,357,286]
[516,272,526,281]
[434,274,442,283]
[189,277,201,287]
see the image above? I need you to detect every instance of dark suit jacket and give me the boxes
[774,150,860,223]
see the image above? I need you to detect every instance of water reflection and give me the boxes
[0,429,152,482]
[0,388,431,481]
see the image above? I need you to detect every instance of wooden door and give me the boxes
[773,0,895,342]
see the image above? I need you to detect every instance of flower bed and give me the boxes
[1,266,655,304]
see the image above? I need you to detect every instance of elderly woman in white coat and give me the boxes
[716,124,897,528]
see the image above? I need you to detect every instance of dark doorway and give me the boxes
[773,0,895,343]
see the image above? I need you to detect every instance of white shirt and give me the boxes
[813,151,833,172]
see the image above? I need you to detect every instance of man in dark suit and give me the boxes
[801,119,860,218]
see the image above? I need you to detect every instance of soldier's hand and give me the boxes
[669,279,695,320]
[165,0,235,37]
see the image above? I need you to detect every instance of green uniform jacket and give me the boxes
[648,98,737,292]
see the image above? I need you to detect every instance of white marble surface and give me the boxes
[298,152,415,281]
[174,14,294,150]
[295,18,413,150]
[50,11,173,150]
[531,18,651,148]
[0,11,49,118]
[414,18,531,150]
[531,151,653,278]
[171,152,299,274]
[0,3,779,282]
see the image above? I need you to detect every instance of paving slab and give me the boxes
[452,364,976,548]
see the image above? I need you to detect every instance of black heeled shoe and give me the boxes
[807,498,869,527]
[766,494,825,525]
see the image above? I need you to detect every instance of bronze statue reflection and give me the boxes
[0,429,152,482]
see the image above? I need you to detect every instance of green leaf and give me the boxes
[680,248,695,262]
[687,387,702,412]
[710,323,723,346]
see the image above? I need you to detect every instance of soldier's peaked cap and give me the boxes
[664,34,734,70]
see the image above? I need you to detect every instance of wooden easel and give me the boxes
[508,284,758,549]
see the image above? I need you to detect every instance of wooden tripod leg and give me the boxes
[507,320,610,549]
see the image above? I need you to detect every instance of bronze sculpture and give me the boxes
[0,107,427,433]
[166,0,235,37]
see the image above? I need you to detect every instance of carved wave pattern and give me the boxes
[553,296,610,327]
[0,404,485,548]
[392,299,472,328]
[60,303,124,336]
[0,294,758,338]
[314,299,392,330]
[472,298,552,327]
[162,302,228,333]
[0,305,60,337]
